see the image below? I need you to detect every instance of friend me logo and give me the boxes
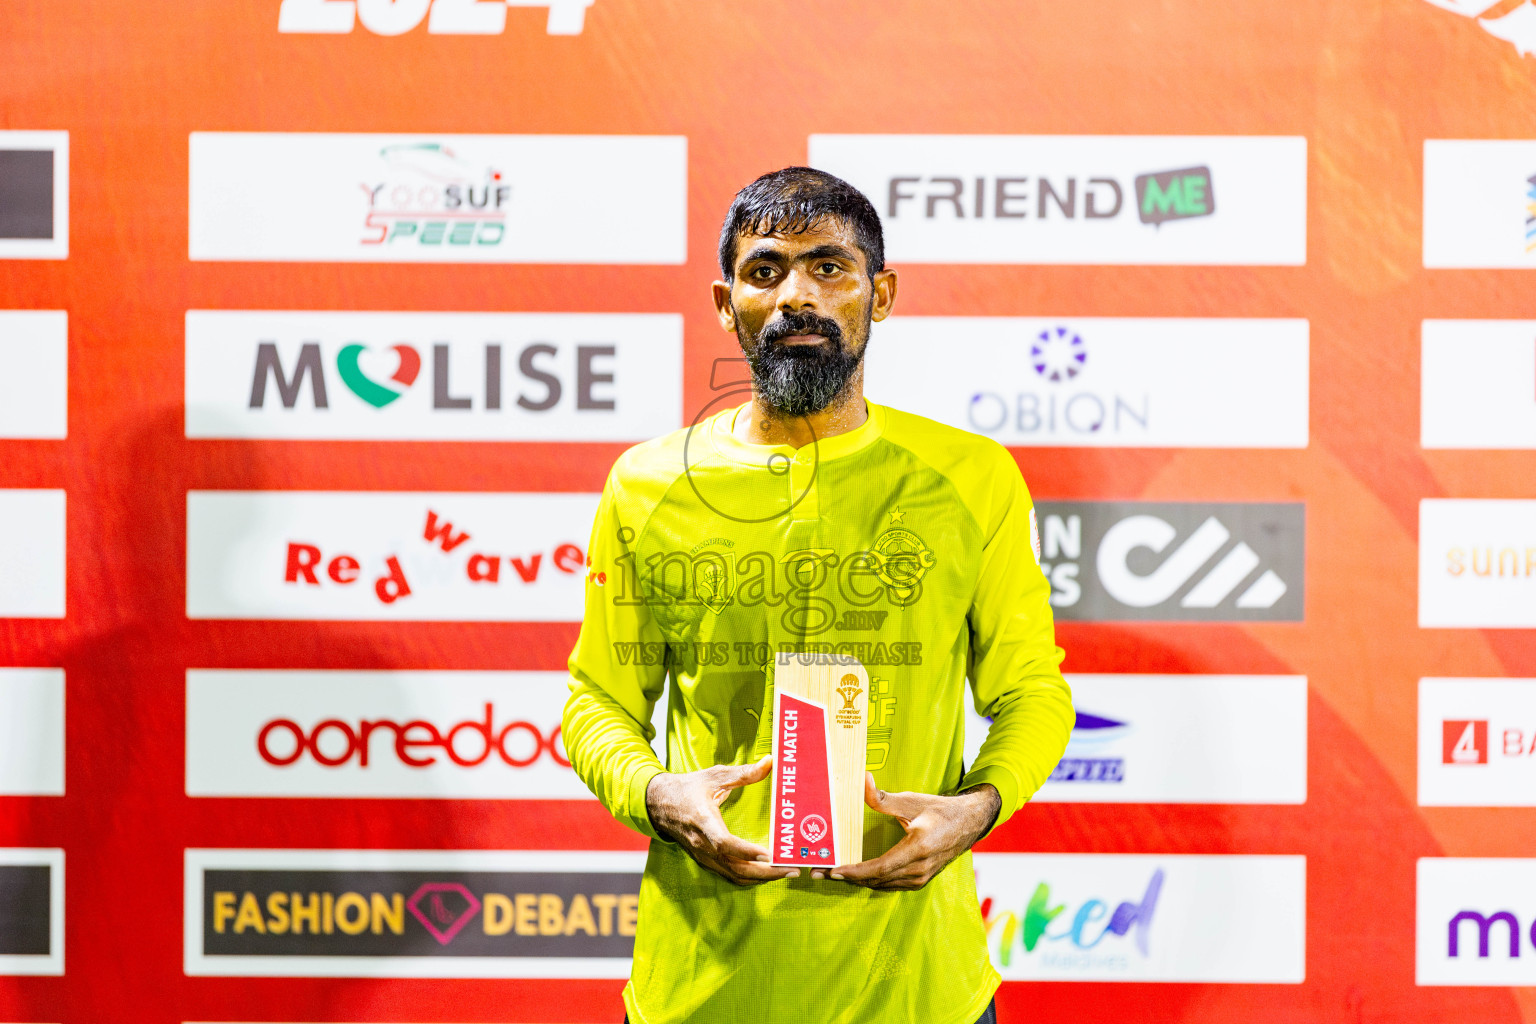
[1035,501,1304,621]
[885,167,1213,227]
[279,0,596,36]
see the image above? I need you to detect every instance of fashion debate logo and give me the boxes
[865,317,1308,448]
[963,674,1307,804]
[1032,502,1304,621]
[1420,499,1536,627]
[0,312,66,439]
[188,133,686,264]
[973,853,1305,982]
[1422,0,1536,58]
[0,490,65,619]
[279,0,597,36]
[1417,858,1536,984]
[1422,321,1536,448]
[1419,678,1536,806]
[807,134,1306,265]
[185,849,643,978]
[186,670,666,798]
[0,849,63,976]
[185,311,682,441]
[0,131,67,259]
[1424,141,1536,268]
[0,670,64,797]
[186,492,596,621]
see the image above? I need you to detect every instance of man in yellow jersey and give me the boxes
[564,167,1073,1024]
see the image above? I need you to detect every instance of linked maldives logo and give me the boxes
[362,143,509,248]
[982,868,1163,970]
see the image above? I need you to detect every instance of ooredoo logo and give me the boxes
[279,0,597,36]
[256,703,568,771]
[186,669,666,799]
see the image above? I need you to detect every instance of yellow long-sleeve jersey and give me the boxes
[564,399,1072,1024]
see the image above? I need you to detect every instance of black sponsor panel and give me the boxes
[0,150,54,240]
[203,869,640,958]
[0,865,52,956]
[1036,501,1304,622]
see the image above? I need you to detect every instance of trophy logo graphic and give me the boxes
[835,673,864,728]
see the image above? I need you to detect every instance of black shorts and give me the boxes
[624,996,998,1023]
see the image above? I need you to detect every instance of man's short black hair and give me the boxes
[717,167,885,283]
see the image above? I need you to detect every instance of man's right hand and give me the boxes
[645,755,798,887]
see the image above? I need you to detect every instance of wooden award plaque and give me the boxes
[768,651,870,868]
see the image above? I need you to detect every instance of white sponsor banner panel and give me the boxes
[808,134,1306,265]
[1418,858,1536,985]
[1419,499,1536,628]
[973,853,1305,983]
[185,310,683,441]
[0,490,65,618]
[0,131,68,260]
[184,849,645,978]
[0,669,64,796]
[186,491,597,621]
[0,312,66,438]
[189,133,686,264]
[1419,677,1536,806]
[186,669,666,798]
[965,674,1306,804]
[0,848,64,976]
[866,317,1308,448]
[1423,140,1536,268]
[1422,320,1536,448]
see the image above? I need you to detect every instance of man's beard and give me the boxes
[739,309,866,417]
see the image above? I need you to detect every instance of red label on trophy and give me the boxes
[769,652,870,868]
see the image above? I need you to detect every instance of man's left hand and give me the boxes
[818,773,1001,891]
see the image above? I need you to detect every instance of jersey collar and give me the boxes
[709,399,886,467]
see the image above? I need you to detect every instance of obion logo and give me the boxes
[864,317,1308,449]
[1419,678,1536,806]
[186,311,682,442]
[808,134,1306,265]
[973,853,1305,982]
[1032,502,1304,621]
[279,0,597,36]
[187,670,665,798]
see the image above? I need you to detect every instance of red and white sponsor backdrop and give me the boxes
[5,1,1536,1021]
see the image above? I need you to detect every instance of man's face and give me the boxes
[712,217,897,417]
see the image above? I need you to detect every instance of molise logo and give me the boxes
[186,491,596,622]
[1420,499,1536,627]
[0,131,67,259]
[0,848,63,975]
[279,0,597,36]
[973,853,1305,982]
[189,133,686,264]
[186,669,667,798]
[864,316,1308,448]
[1418,857,1536,984]
[185,311,682,441]
[1419,678,1536,806]
[1421,0,1536,57]
[1421,321,1536,449]
[186,849,644,978]
[808,134,1305,265]
[1032,502,1304,621]
[964,674,1307,804]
